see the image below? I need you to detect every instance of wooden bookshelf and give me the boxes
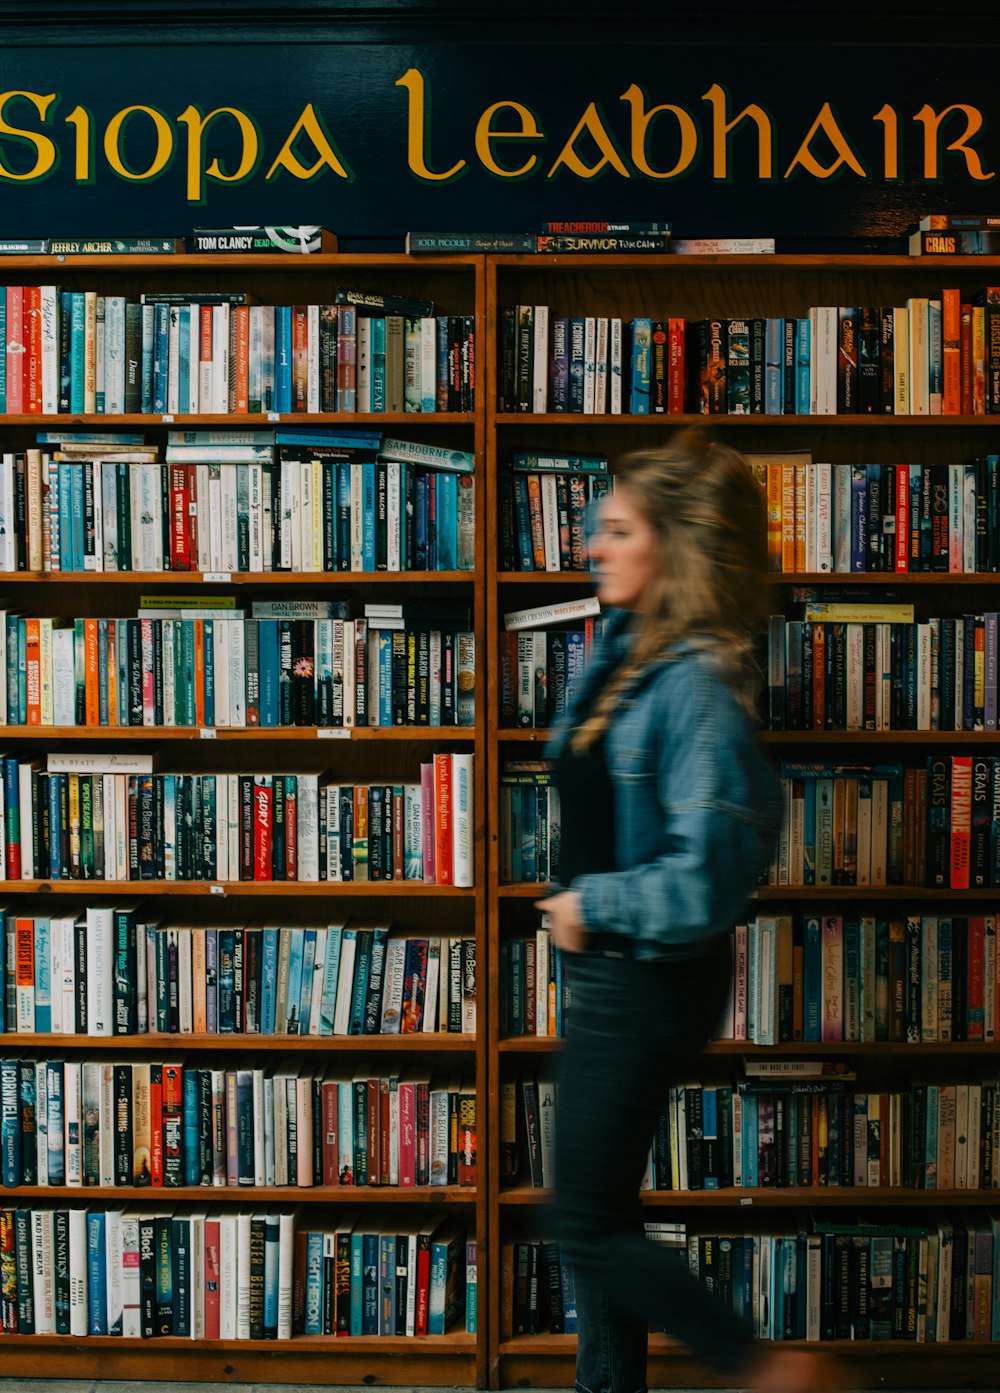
[485,252,1000,1390]
[0,252,487,1388]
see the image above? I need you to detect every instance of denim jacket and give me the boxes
[547,608,782,960]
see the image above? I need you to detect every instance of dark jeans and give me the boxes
[555,939,753,1393]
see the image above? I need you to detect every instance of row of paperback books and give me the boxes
[0,1205,472,1338]
[771,758,1000,891]
[499,623,601,729]
[507,1069,1000,1194]
[0,1057,476,1191]
[498,926,566,1040]
[2,911,475,1038]
[765,610,1000,732]
[0,288,475,415]
[755,456,1000,575]
[506,1219,992,1343]
[499,762,559,885]
[0,605,476,730]
[2,433,476,574]
[0,753,475,886]
[737,911,1000,1047]
[498,452,611,572]
[500,294,1000,416]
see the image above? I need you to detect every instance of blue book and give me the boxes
[362,1230,379,1333]
[259,620,279,727]
[4,615,16,724]
[45,1061,64,1185]
[850,464,867,572]
[435,316,449,412]
[217,928,235,1032]
[152,304,170,413]
[318,922,343,1036]
[285,928,304,1035]
[414,472,428,569]
[57,464,74,573]
[803,915,823,1041]
[298,928,317,1034]
[362,460,376,570]
[349,930,373,1035]
[69,465,85,574]
[350,1229,365,1335]
[34,917,50,1032]
[263,1214,280,1338]
[377,632,392,726]
[428,1225,463,1335]
[202,620,215,727]
[181,620,196,726]
[379,1232,397,1335]
[742,1091,759,1188]
[370,317,386,412]
[15,624,25,723]
[205,928,219,1033]
[275,427,380,449]
[177,305,191,410]
[764,318,784,414]
[140,304,154,415]
[1,1059,20,1184]
[275,306,293,412]
[70,292,86,414]
[303,1230,324,1334]
[436,473,457,570]
[87,1211,108,1334]
[260,927,279,1034]
[795,318,811,414]
[628,318,651,414]
[183,1068,199,1185]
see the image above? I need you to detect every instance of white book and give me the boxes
[189,1211,207,1341]
[964,464,977,573]
[917,623,932,730]
[236,1211,252,1339]
[350,463,364,571]
[48,752,153,774]
[907,297,930,415]
[357,316,372,413]
[214,619,231,727]
[277,1209,295,1339]
[253,1070,267,1187]
[333,928,358,1035]
[452,752,474,888]
[845,623,864,729]
[816,307,837,414]
[532,304,549,412]
[804,463,817,573]
[208,464,224,570]
[68,1207,88,1334]
[167,306,181,414]
[297,774,319,881]
[194,465,211,571]
[540,473,560,571]
[105,1208,124,1334]
[219,1211,239,1339]
[0,457,13,571]
[307,304,320,413]
[32,1209,55,1332]
[893,307,910,414]
[583,316,597,413]
[535,928,549,1035]
[299,455,313,574]
[420,315,437,412]
[64,1059,82,1184]
[307,926,327,1035]
[212,303,230,414]
[220,465,239,572]
[386,458,401,571]
[381,937,407,1033]
[87,906,114,1034]
[40,285,60,414]
[609,316,623,413]
[422,938,440,1033]
[248,462,264,572]
[229,620,246,726]
[594,316,609,414]
[178,927,194,1032]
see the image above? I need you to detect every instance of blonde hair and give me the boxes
[572,428,768,752]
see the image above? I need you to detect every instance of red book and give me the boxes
[415,1232,432,1335]
[285,781,297,880]
[951,755,973,890]
[253,778,272,881]
[187,462,200,564]
[321,1079,339,1185]
[942,288,962,415]
[24,287,41,415]
[5,288,24,415]
[169,465,190,571]
[398,1079,416,1186]
[292,306,308,411]
[895,465,910,572]
[968,915,986,1040]
[667,316,686,413]
[204,1216,221,1339]
[233,305,250,414]
[420,762,435,883]
[433,753,453,885]
[960,303,974,415]
[149,1063,163,1186]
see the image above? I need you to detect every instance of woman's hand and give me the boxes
[536,891,589,954]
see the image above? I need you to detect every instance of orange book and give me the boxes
[960,302,973,415]
[234,305,250,413]
[793,463,806,572]
[84,618,100,726]
[780,463,796,573]
[525,474,545,569]
[766,465,783,571]
[353,785,369,883]
[192,927,207,1034]
[972,306,987,414]
[193,619,206,728]
[199,305,213,412]
[942,289,961,414]
[24,617,41,726]
[24,286,41,415]
[433,752,453,886]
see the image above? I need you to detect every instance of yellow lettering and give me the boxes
[783,103,867,180]
[872,104,900,180]
[176,105,260,202]
[395,69,466,183]
[547,103,629,180]
[620,84,698,179]
[0,91,58,182]
[264,103,352,182]
[104,105,173,181]
[702,83,772,180]
[64,105,93,182]
[474,101,542,178]
[914,103,994,181]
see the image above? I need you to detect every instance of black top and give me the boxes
[553,725,617,885]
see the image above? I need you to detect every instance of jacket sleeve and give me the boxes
[570,659,780,950]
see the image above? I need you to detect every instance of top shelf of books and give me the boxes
[0,254,483,273]
[490,254,1000,272]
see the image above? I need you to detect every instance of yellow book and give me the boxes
[781,463,797,573]
[804,603,915,624]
